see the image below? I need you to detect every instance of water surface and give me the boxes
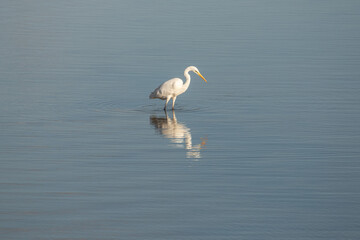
[1,1,360,239]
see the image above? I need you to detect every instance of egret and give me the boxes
[149,66,207,110]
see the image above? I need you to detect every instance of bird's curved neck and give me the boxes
[182,69,191,92]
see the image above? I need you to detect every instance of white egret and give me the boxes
[149,66,207,110]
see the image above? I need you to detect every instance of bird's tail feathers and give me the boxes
[149,91,156,99]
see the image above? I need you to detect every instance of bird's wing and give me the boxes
[150,78,183,99]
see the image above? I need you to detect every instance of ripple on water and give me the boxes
[90,100,207,114]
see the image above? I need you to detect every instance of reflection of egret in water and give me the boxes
[150,111,207,159]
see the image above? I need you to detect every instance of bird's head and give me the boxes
[187,66,207,83]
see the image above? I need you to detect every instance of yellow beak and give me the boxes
[196,72,207,83]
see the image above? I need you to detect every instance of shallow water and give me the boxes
[1,1,360,239]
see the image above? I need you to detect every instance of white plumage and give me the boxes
[149,66,207,110]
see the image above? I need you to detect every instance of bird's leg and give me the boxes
[172,96,177,110]
[164,96,171,110]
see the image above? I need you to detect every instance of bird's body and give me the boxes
[149,78,185,100]
[149,66,207,110]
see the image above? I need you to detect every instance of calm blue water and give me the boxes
[1,1,360,239]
